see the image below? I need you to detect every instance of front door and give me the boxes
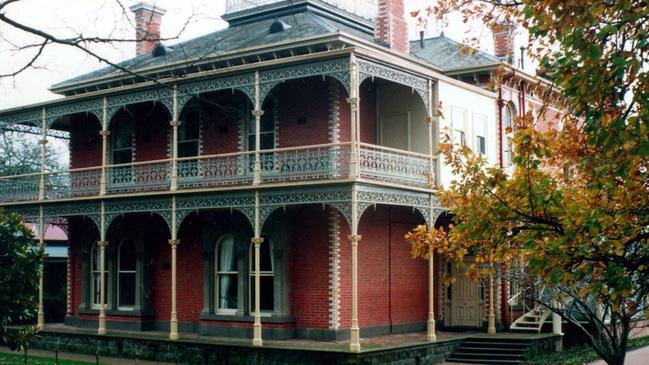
[451,265,481,327]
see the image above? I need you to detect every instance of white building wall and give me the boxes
[437,80,498,188]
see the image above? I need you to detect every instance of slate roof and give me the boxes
[409,35,501,72]
[51,4,374,92]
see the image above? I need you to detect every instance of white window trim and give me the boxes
[215,235,238,315]
[248,239,274,316]
[117,238,136,311]
[90,244,103,310]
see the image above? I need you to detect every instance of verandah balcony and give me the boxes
[0,143,434,203]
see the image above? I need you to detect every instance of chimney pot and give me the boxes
[130,2,167,56]
[375,0,409,53]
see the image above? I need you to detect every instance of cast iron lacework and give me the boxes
[430,196,448,228]
[10,206,40,223]
[356,184,433,226]
[46,99,103,127]
[176,73,257,113]
[258,186,353,229]
[0,109,42,128]
[357,59,430,112]
[259,58,351,102]
[175,192,256,233]
[43,202,101,233]
[103,198,173,234]
[106,88,175,121]
[1,124,69,139]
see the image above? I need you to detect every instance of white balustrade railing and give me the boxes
[0,173,41,202]
[46,167,101,199]
[106,160,171,193]
[260,143,351,183]
[359,143,432,187]
[0,143,436,203]
[177,151,255,188]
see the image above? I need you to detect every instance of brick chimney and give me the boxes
[130,2,166,56]
[493,21,516,63]
[375,0,409,53]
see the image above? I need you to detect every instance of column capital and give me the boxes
[97,240,109,249]
[348,234,362,244]
[252,109,265,118]
[346,97,359,110]
[168,239,180,248]
[426,116,434,126]
[99,129,110,137]
[39,139,48,145]
[170,120,181,128]
[251,237,264,246]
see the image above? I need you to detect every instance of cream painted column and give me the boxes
[170,87,180,191]
[427,79,436,188]
[97,201,108,335]
[349,185,361,352]
[252,71,263,185]
[99,97,109,196]
[169,195,180,340]
[36,206,45,330]
[348,54,360,179]
[488,271,496,334]
[252,190,263,346]
[38,108,47,201]
[427,250,436,341]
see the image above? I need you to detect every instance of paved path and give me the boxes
[1,346,174,365]
[588,346,649,365]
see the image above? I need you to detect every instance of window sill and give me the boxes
[78,308,153,317]
[200,313,294,324]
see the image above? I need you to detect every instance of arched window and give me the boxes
[215,235,238,313]
[90,243,105,309]
[249,238,274,313]
[503,104,515,166]
[117,238,137,309]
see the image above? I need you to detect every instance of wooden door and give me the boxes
[452,266,480,327]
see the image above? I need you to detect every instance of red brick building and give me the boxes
[0,0,557,352]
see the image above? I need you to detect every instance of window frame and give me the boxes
[117,238,137,311]
[90,243,104,310]
[215,234,239,315]
[503,104,515,166]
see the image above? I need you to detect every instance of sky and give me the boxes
[0,0,529,110]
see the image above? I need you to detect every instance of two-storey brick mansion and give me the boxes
[0,0,559,352]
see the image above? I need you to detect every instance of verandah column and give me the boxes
[427,196,437,342]
[99,97,109,196]
[348,54,360,179]
[38,108,47,201]
[252,71,263,185]
[252,190,264,346]
[170,87,180,191]
[488,272,496,334]
[169,195,180,340]
[36,206,46,330]
[427,79,436,188]
[97,200,108,335]
[349,185,361,352]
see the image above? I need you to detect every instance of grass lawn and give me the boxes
[0,353,99,365]
[527,336,649,365]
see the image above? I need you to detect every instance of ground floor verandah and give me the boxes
[11,324,561,365]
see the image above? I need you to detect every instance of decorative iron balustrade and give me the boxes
[358,143,432,188]
[260,143,351,183]
[0,143,436,203]
[45,168,101,199]
[177,152,254,189]
[106,161,171,194]
[0,173,40,202]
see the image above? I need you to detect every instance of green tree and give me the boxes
[0,212,42,351]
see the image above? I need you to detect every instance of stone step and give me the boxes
[456,346,527,353]
[446,356,521,364]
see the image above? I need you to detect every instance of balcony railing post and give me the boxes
[99,97,109,196]
[253,71,263,185]
[39,108,47,201]
[348,54,360,179]
[170,87,180,191]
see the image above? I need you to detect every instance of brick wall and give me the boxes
[198,93,246,155]
[277,78,330,148]
[69,115,102,169]
[289,206,331,328]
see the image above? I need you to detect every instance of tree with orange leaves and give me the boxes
[406,1,648,365]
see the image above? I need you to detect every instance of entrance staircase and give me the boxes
[445,337,534,364]
[510,306,552,332]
